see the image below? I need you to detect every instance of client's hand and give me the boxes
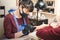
[34,24,49,31]
[50,22,59,28]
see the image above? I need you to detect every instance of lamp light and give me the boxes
[35,0,46,25]
[35,0,46,10]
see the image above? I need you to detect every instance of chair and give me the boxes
[0,18,4,39]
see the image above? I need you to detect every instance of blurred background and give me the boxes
[0,0,60,39]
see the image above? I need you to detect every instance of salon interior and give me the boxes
[0,0,60,40]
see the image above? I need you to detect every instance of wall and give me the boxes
[0,0,16,15]
[55,0,60,16]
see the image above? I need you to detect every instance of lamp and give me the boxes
[35,0,46,25]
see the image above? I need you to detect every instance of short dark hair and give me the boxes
[19,1,30,11]
[19,0,34,12]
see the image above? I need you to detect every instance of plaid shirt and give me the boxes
[4,14,29,39]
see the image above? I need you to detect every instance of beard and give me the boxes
[20,12,28,18]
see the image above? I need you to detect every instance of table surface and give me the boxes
[2,24,49,40]
[2,31,39,40]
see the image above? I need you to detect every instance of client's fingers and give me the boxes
[34,24,49,31]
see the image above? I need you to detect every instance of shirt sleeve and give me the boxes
[36,26,60,39]
[4,16,15,39]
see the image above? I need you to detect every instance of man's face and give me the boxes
[23,8,29,14]
[19,5,29,14]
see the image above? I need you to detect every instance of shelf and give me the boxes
[32,11,56,16]
[47,6,54,9]
[41,12,56,16]
[45,0,55,1]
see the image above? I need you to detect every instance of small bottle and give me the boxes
[41,14,46,20]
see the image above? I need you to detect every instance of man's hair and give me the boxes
[19,1,30,10]
[19,0,34,12]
